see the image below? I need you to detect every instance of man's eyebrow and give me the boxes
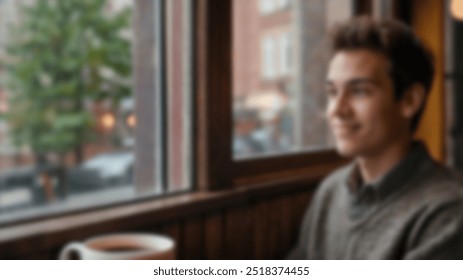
[325,78,380,87]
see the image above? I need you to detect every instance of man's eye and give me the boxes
[352,88,369,96]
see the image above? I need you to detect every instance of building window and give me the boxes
[261,36,277,80]
[279,31,292,76]
[259,0,276,15]
[260,0,291,15]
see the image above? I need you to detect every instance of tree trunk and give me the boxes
[74,145,83,165]
[58,153,68,199]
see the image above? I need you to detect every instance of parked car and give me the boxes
[67,151,134,195]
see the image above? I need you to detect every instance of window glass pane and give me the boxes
[233,0,353,159]
[0,0,191,221]
[259,0,276,15]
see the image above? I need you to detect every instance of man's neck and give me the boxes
[357,139,412,184]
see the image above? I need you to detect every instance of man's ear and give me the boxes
[400,84,426,119]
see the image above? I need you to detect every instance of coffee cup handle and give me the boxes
[59,242,88,260]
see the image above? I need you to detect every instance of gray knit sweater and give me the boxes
[288,142,463,259]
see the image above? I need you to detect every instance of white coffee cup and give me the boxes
[59,233,175,260]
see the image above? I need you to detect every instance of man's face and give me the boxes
[325,49,408,158]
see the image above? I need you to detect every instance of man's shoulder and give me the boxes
[395,157,463,219]
[404,163,463,259]
[415,162,463,205]
[314,163,353,196]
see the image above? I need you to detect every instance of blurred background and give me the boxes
[0,0,137,215]
[0,0,348,217]
[0,0,193,220]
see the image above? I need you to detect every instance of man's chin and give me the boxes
[334,143,358,158]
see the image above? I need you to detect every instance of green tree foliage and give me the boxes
[3,0,131,165]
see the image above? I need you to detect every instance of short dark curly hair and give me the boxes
[329,16,434,132]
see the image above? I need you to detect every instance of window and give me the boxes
[261,36,277,80]
[0,0,192,222]
[259,0,276,15]
[278,31,292,76]
[259,0,290,15]
[232,0,354,172]
[0,0,356,224]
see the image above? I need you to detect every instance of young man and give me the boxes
[288,17,463,259]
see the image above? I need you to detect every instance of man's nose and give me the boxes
[327,92,351,118]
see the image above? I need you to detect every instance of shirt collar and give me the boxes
[346,141,433,201]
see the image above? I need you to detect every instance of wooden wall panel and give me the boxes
[272,196,293,259]
[204,212,224,259]
[264,200,280,259]
[224,205,254,259]
[253,200,269,259]
[24,251,53,260]
[181,217,204,259]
